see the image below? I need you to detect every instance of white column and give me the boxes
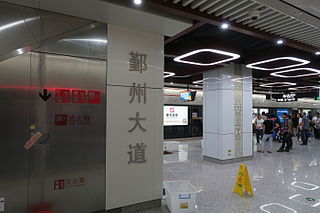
[106,24,163,209]
[203,63,252,163]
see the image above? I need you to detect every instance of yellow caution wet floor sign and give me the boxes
[233,164,254,197]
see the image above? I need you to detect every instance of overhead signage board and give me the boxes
[267,93,297,102]
[164,106,188,126]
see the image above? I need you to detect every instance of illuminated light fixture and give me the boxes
[316,51,320,55]
[174,49,240,66]
[270,68,320,78]
[260,82,296,88]
[276,39,284,45]
[246,57,310,71]
[192,80,203,84]
[288,86,320,91]
[164,72,175,78]
[134,0,142,5]
[0,17,38,32]
[221,23,229,29]
[16,48,24,55]
[62,38,108,44]
[170,82,173,85]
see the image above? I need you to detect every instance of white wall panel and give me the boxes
[106,24,163,210]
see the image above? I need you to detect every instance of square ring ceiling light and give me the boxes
[260,82,296,88]
[270,68,320,78]
[164,72,175,78]
[192,80,203,84]
[246,57,310,71]
[173,49,240,66]
[289,86,320,91]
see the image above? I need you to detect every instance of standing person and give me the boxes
[273,116,281,143]
[288,115,294,150]
[255,114,264,144]
[301,112,310,145]
[258,114,279,153]
[312,113,320,139]
[292,114,299,138]
[297,113,302,142]
[277,113,292,152]
[308,111,313,121]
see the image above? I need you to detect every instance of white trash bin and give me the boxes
[164,180,198,213]
[164,141,180,152]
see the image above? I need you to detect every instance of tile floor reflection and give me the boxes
[134,137,320,212]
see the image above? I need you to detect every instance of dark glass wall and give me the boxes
[164,105,203,139]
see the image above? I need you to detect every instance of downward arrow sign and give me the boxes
[39,89,52,102]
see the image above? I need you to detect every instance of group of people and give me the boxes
[254,111,319,153]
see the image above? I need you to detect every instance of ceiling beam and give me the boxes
[165,21,206,45]
[102,0,318,53]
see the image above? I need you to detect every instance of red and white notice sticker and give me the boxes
[24,132,43,150]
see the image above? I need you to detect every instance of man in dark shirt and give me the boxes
[257,114,278,153]
[301,112,310,145]
[277,113,292,152]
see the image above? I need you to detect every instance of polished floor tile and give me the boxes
[163,137,320,213]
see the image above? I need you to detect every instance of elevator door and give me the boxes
[0,52,106,213]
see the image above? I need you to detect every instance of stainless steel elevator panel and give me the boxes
[28,52,106,213]
[0,53,31,212]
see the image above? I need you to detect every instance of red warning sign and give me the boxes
[24,132,43,150]
[54,177,85,190]
[55,114,90,126]
[55,89,101,104]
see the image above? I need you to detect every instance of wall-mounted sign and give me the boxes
[55,114,90,126]
[267,93,297,102]
[24,132,43,150]
[164,106,188,126]
[54,177,85,190]
[55,89,101,104]
[277,109,289,123]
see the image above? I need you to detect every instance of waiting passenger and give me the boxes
[300,112,310,145]
[255,114,264,144]
[297,113,302,142]
[312,113,320,139]
[292,114,299,138]
[257,114,279,153]
[277,113,292,152]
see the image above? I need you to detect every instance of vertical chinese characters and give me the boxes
[127,51,148,164]
[129,51,147,73]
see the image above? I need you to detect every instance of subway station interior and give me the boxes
[1,0,320,213]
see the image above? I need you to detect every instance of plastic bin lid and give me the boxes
[164,180,198,193]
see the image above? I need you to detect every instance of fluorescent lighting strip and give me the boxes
[271,68,320,78]
[164,72,175,78]
[246,57,310,71]
[192,80,203,84]
[289,86,320,91]
[174,48,240,66]
[260,82,296,88]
